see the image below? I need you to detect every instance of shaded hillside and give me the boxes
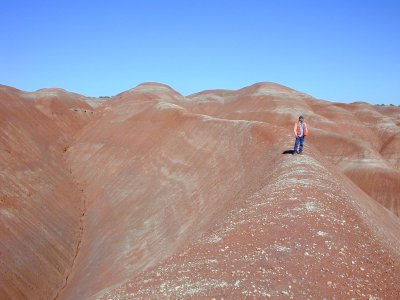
[0,86,95,299]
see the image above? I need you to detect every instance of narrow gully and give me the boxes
[52,170,87,300]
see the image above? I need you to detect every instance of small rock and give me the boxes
[282,291,289,295]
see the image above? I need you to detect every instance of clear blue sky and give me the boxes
[1,0,399,104]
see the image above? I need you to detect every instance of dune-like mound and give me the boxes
[0,82,399,299]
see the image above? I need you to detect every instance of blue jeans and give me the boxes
[294,136,305,153]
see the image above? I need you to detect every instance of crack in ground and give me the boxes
[52,160,87,300]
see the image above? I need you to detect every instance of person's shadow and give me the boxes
[282,149,294,155]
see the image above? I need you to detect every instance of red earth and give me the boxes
[0,82,399,299]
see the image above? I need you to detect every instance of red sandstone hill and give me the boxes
[0,83,399,299]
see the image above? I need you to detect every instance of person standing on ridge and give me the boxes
[293,115,308,154]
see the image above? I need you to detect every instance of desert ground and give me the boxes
[1,82,399,299]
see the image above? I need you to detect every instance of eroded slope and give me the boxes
[101,148,400,299]
[61,84,284,299]
[0,86,94,299]
[1,82,399,300]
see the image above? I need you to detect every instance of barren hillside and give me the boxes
[1,82,399,299]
